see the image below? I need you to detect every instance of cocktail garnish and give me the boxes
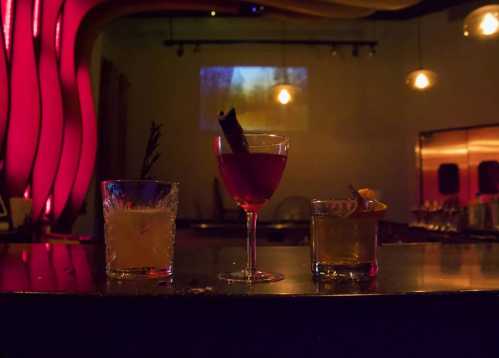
[218,108,249,153]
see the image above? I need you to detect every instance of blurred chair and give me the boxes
[270,196,311,244]
[273,196,311,222]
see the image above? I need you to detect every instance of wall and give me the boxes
[79,8,498,230]
[401,11,499,208]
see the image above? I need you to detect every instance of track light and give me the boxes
[162,39,378,59]
[176,43,184,57]
[352,45,359,57]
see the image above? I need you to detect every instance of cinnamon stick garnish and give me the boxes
[218,108,249,153]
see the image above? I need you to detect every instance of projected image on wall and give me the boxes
[200,66,308,131]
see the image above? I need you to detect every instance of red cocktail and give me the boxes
[214,133,289,283]
[217,152,287,212]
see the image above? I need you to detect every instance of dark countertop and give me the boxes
[3,241,499,356]
[3,241,499,297]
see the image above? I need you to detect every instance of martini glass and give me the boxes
[214,133,289,283]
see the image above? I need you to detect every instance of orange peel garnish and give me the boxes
[358,188,376,201]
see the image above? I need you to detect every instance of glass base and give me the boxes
[107,266,173,280]
[219,269,284,283]
[312,262,377,282]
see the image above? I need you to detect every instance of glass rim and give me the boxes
[311,198,343,204]
[101,179,179,186]
[214,132,289,146]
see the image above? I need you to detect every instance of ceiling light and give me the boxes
[406,69,437,91]
[406,19,437,91]
[277,88,291,105]
[273,24,298,105]
[480,13,499,35]
[414,72,429,89]
[273,83,295,105]
[464,5,499,39]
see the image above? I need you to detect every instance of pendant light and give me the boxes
[464,4,499,39]
[272,22,297,105]
[273,74,296,105]
[406,18,437,91]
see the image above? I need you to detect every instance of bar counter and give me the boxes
[2,239,499,356]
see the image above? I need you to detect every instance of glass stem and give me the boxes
[246,211,258,276]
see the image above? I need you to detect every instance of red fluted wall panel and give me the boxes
[2,0,14,58]
[69,61,96,217]
[31,0,64,220]
[2,0,236,225]
[5,0,40,196]
[0,3,8,153]
[52,0,101,219]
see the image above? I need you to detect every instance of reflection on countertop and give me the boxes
[2,241,499,296]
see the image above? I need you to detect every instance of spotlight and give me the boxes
[210,10,216,16]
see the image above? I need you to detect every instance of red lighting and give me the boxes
[21,249,29,263]
[44,195,52,216]
[55,11,62,58]
[23,186,31,199]
[0,0,221,226]
[70,63,97,216]
[5,0,41,197]
[33,0,41,38]
[31,0,64,221]
[53,0,102,220]
[2,0,14,56]
[0,5,8,152]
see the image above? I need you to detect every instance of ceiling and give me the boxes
[130,0,485,20]
[371,0,487,19]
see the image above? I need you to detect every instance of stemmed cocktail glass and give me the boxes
[214,133,289,283]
